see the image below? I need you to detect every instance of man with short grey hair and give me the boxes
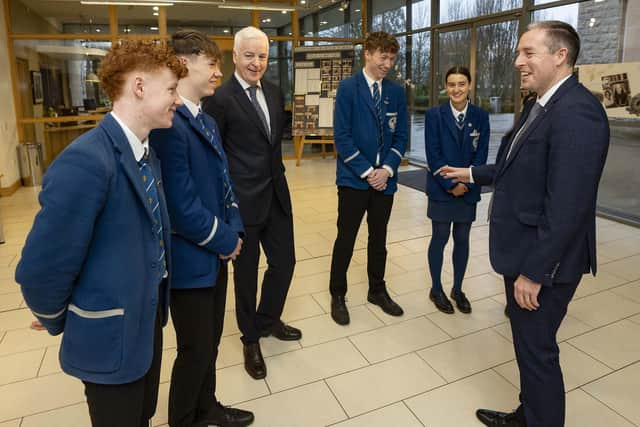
[203,26,301,381]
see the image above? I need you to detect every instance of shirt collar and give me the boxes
[180,95,201,118]
[450,100,469,119]
[362,68,383,91]
[110,112,148,162]
[537,74,572,107]
[235,71,262,92]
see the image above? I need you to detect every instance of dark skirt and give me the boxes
[427,198,477,223]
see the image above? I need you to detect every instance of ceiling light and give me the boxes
[81,1,174,5]
[95,28,101,32]
[281,10,287,13]
[153,12,159,15]
[300,0,306,3]
[223,29,230,33]
[150,26,158,30]
[320,20,328,25]
[218,4,295,11]
[86,72,100,83]
[153,6,159,10]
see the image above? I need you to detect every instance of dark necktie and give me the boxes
[196,110,216,144]
[139,148,166,282]
[505,102,543,159]
[372,82,383,147]
[248,86,270,137]
[456,113,465,130]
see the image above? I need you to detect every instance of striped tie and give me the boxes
[372,82,383,147]
[139,149,166,282]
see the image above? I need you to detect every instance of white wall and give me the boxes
[0,3,20,189]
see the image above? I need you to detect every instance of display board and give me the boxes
[292,45,355,136]
[576,61,640,119]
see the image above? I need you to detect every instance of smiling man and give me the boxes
[150,30,253,427]
[203,26,300,381]
[442,21,610,427]
[16,40,185,427]
[328,31,408,326]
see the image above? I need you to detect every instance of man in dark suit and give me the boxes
[203,26,301,381]
[150,31,253,427]
[16,41,185,427]
[443,21,609,427]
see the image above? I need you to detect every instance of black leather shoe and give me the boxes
[450,290,472,313]
[331,296,350,325]
[429,289,454,314]
[199,403,255,427]
[243,343,266,380]
[262,320,302,341]
[367,291,404,317]
[476,409,525,426]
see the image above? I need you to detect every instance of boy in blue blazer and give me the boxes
[15,41,186,427]
[329,31,408,325]
[150,31,253,427]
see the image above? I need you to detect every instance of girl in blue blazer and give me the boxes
[424,66,489,314]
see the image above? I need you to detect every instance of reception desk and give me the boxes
[43,123,97,168]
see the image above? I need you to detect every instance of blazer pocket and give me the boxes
[517,211,541,226]
[62,304,124,373]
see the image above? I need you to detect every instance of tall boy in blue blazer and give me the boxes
[150,31,254,427]
[15,41,186,427]
[329,31,408,325]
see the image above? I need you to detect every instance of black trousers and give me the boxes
[233,199,296,344]
[504,275,580,427]
[168,263,228,427]
[330,186,394,297]
[83,307,163,427]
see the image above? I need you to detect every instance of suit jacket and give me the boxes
[150,105,244,290]
[472,75,609,286]
[424,102,489,204]
[15,113,172,384]
[203,75,292,226]
[333,70,408,194]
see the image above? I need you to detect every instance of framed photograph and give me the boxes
[31,71,43,104]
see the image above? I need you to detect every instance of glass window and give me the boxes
[260,10,292,36]
[533,0,624,65]
[392,36,407,83]
[437,28,471,104]
[263,41,293,106]
[371,0,406,34]
[117,5,160,35]
[318,5,347,38]
[411,0,431,30]
[406,31,431,163]
[166,5,250,36]
[349,3,363,38]
[9,0,110,34]
[439,0,522,24]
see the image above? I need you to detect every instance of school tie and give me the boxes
[139,148,167,281]
[505,102,543,160]
[372,81,383,147]
[456,113,465,130]
[248,86,270,138]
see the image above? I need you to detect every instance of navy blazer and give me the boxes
[472,76,609,286]
[424,102,490,203]
[16,113,172,384]
[334,70,408,194]
[150,105,243,289]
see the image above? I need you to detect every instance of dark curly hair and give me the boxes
[98,40,187,102]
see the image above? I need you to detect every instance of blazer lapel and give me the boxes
[103,114,156,224]
[261,80,277,145]
[441,103,459,144]
[231,75,270,142]
[357,71,377,121]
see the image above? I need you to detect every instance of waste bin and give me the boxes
[17,142,44,186]
[489,96,502,113]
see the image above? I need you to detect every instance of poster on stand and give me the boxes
[576,61,640,118]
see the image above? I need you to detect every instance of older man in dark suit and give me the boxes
[443,21,609,427]
[203,26,301,381]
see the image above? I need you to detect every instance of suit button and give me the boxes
[151,262,157,269]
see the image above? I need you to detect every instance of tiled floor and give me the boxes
[1,159,640,426]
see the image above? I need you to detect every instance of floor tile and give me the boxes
[601,255,640,282]
[280,294,326,322]
[568,319,640,369]
[237,381,346,427]
[630,313,640,325]
[216,364,270,406]
[568,290,640,328]
[20,403,90,427]
[330,402,422,427]
[350,317,450,364]
[0,293,22,313]
[426,297,506,338]
[610,280,640,304]
[572,270,630,299]
[0,419,20,427]
[493,342,612,391]
[373,289,442,325]
[456,273,505,301]
[0,309,37,332]
[326,353,445,417]
[0,328,61,356]
[293,305,384,348]
[417,329,515,382]
[265,338,368,393]
[405,370,519,427]
[565,389,634,427]
[583,362,640,425]
[0,373,85,421]
[0,349,43,385]
[311,281,370,313]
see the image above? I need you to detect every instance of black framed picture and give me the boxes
[31,70,43,104]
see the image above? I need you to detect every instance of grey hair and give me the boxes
[233,26,269,53]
